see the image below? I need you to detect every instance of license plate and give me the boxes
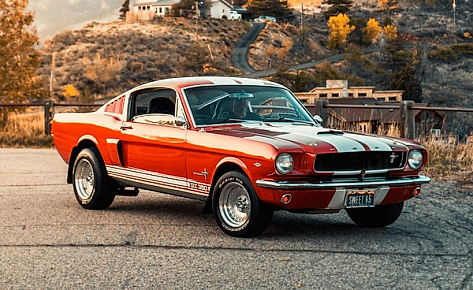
[345,190,375,208]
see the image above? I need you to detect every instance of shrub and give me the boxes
[428,47,457,62]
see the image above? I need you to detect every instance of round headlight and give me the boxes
[275,153,294,174]
[408,150,424,170]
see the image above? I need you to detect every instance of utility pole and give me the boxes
[300,1,304,42]
[453,0,456,29]
[195,1,199,42]
[50,52,56,95]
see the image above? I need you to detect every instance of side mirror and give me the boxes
[175,116,187,127]
[313,115,323,123]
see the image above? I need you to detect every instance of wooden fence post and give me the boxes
[405,101,415,139]
[315,99,329,127]
[44,99,54,135]
[399,101,407,138]
[400,101,416,139]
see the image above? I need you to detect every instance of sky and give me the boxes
[27,0,126,44]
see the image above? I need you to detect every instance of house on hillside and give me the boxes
[129,0,235,20]
[208,0,234,19]
[132,0,179,18]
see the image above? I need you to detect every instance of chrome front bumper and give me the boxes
[256,175,431,190]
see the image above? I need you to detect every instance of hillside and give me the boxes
[37,0,473,132]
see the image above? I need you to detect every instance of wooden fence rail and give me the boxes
[1,99,473,138]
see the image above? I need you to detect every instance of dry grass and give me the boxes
[0,112,53,148]
[420,137,473,181]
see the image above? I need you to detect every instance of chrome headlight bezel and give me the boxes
[408,150,424,170]
[275,153,294,175]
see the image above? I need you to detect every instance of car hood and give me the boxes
[206,122,417,153]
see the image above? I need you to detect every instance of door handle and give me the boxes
[120,124,133,131]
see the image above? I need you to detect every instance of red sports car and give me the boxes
[52,76,430,237]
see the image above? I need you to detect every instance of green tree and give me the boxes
[349,17,367,44]
[171,0,195,17]
[247,0,292,20]
[389,63,422,103]
[323,0,353,19]
[0,0,47,127]
[119,0,130,21]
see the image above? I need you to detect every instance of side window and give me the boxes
[131,88,177,119]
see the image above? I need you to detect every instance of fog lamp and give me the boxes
[412,187,421,197]
[281,194,292,204]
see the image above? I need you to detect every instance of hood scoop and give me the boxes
[317,129,344,135]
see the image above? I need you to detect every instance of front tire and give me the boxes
[72,147,115,210]
[346,201,404,227]
[212,171,273,237]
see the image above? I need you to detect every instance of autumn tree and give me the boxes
[362,18,381,44]
[383,24,398,42]
[323,0,353,19]
[327,13,355,49]
[0,0,47,127]
[119,0,130,21]
[378,0,399,11]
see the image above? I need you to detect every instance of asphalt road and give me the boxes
[0,149,472,289]
[231,23,266,74]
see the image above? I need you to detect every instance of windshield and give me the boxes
[183,85,316,126]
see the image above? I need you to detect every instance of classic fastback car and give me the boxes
[52,76,430,237]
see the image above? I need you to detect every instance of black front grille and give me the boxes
[314,151,406,172]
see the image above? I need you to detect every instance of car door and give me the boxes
[118,87,188,192]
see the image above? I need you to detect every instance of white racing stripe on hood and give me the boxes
[342,133,395,151]
[239,123,395,152]
[315,134,367,152]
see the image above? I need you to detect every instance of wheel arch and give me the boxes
[67,139,100,183]
[203,161,247,214]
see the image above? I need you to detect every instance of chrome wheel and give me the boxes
[74,158,95,200]
[219,182,251,228]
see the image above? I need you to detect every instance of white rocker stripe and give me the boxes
[106,165,211,196]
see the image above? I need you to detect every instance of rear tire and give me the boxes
[212,171,273,237]
[72,147,115,210]
[346,202,404,227]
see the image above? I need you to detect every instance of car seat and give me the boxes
[148,97,175,115]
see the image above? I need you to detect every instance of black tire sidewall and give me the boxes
[72,148,113,209]
[212,171,268,237]
[346,201,404,227]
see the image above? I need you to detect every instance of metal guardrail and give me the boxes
[1,99,472,138]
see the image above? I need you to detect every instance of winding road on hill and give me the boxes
[231,22,380,79]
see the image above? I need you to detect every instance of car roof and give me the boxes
[134,76,287,90]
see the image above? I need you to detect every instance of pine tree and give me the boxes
[323,0,353,19]
[119,0,130,21]
[247,0,292,20]
[0,0,47,127]
[389,63,422,103]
